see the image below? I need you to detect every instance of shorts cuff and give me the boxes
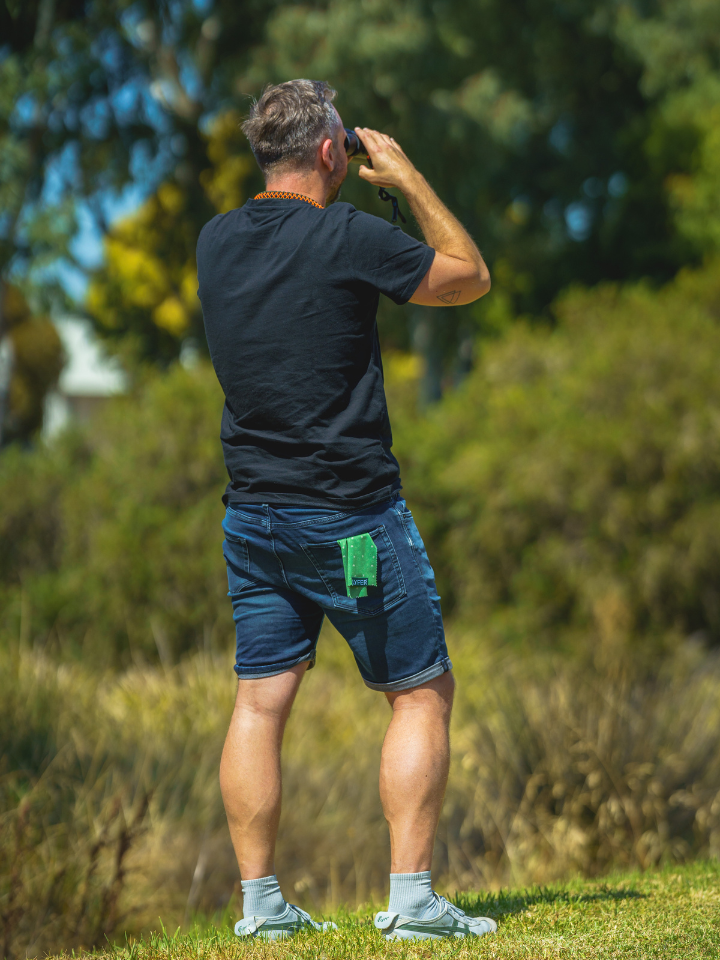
[234,650,316,680]
[362,657,453,692]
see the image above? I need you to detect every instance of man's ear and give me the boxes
[320,137,336,171]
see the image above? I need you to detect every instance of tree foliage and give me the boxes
[85,111,254,363]
[3,0,720,375]
[0,282,63,444]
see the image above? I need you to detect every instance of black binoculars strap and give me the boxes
[377,188,407,225]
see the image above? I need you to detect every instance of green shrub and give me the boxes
[3,261,720,666]
[395,259,720,661]
[0,364,230,666]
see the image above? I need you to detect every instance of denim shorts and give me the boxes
[221,495,451,691]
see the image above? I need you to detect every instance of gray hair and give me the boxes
[241,80,339,174]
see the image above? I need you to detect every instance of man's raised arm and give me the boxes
[355,127,491,307]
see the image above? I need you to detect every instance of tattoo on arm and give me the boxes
[437,290,461,304]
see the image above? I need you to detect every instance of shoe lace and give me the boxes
[436,897,471,924]
[287,903,314,924]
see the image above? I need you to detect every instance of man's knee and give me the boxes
[429,669,455,715]
[386,668,455,715]
[233,662,308,721]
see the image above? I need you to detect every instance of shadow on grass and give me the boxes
[453,884,647,921]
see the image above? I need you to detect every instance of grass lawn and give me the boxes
[84,860,719,960]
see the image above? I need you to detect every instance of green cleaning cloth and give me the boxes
[337,533,378,598]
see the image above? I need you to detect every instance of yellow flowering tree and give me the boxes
[87,111,256,365]
[199,110,256,215]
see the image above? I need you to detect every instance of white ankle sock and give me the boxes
[388,871,438,919]
[241,874,286,919]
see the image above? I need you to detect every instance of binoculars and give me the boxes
[344,127,405,223]
[344,128,371,166]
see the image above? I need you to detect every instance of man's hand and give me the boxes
[354,127,491,307]
[354,127,420,192]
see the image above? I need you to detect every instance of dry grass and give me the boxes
[2,625,720,957]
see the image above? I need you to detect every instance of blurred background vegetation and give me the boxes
[2,1,720,957]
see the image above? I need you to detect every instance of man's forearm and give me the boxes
[355,126,490,301]
[402,173,484,269]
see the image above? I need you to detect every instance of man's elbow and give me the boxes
[453,263,490,304]
[448,269,490,306]
[468,268,491,301]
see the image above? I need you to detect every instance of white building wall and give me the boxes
[44,316,127,439]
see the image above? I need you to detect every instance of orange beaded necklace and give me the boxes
[254,191,324,210]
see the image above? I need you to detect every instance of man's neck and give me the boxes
[263,170,327,208]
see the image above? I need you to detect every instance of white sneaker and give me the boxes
[374,895,497,940]
[235,902,337,940]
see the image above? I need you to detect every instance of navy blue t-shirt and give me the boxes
[196,196,435,507]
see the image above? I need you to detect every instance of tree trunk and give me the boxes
[410,307,443,410]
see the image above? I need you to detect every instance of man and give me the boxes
[196,79,493,941]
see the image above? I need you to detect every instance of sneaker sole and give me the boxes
[236,921,337,941]
[381,918,498,940]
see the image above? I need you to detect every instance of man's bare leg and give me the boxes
[379,671,455,873]
[219,662,308,880]
[220,663,453,916]
[375,670,496,937]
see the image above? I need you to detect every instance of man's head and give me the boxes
[242,80,347,203]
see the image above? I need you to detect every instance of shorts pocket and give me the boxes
[223,534,252,596]
[302,525,406,617]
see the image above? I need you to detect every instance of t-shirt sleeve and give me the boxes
[346,209,435,305]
